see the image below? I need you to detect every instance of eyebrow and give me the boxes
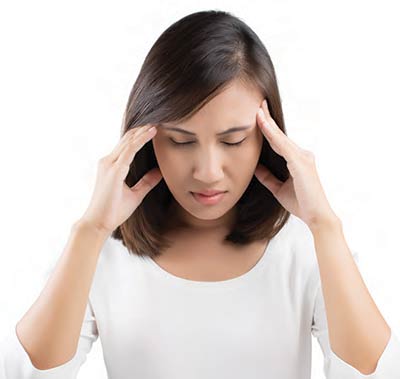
[160,125,252,136]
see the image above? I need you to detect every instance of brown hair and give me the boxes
[111,10,291,257]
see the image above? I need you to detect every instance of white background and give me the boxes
[0,1,399,378]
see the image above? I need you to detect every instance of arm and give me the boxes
[309,215,392,375]
[254,96,399,376]
[15,218,109,370]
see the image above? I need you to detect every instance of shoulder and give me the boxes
[283,215,360,293]
[272,214,321,287]
[275,214,316,261]
[95,235,141,278]
[91,236,138,286]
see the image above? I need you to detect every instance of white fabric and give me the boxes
[1,214,399,378]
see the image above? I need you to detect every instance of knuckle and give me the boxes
[132,131,149,145]
[129,130,145,143]
[302,149,315,162]
[266,116,274,125]
[121,128,136,140]
[137,175,151,189]
[307,150,315,159]
[126,139,139,152]
[129,134,138,143]
[126,126,136,133]
[115,159,130,172]
[128,127,138,135]
[98,156,110,166]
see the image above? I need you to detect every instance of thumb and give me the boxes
[131,167,163,200]
[254,164,282,196]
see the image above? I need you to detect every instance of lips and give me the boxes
[192,190,226,197]
[191,191,226,205]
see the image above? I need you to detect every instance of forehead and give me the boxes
[160,80,264,134]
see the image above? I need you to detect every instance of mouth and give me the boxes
[190,191,227,205]
[192,190,227,196]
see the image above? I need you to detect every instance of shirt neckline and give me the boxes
[141,223,286,290]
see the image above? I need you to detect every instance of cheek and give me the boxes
[236,137,262,165]
[255,128,264,149]
[228,140,262,183]
[152,138,168,171]
[152,139,183,175]
[251,131,264,162]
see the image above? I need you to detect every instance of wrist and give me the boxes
[308,213,342,235]
[73,217,112,240]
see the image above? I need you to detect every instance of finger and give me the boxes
[130,166,163,202]
[109,124,154,162]
[254,164,283,196]
[114,126,157,175]
[110,124,154,162]
[257,101,300,164]
[260,99,300,150]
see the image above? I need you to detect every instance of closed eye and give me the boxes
[169,138,246,147]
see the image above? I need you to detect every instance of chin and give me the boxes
[189,199,236,218]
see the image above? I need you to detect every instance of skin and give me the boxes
[254,99,393,374]
[151,83,394,373]
[152,78,265,237]
[148,78,269,279]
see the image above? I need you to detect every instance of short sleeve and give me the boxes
[311,250,400,378]
[0,299,98,379]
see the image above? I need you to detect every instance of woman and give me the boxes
[1,10,399,379]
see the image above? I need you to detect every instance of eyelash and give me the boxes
[169,138,246,147]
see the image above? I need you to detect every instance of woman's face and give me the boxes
[152,78,265,232]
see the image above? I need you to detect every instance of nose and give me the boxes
[192,148,225,183]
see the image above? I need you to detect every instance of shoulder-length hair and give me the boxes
[111,10,291,258]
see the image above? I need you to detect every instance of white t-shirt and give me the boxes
[1,214,400,378]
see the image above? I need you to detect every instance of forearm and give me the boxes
[15,219,109,370]
[309,216,391,375]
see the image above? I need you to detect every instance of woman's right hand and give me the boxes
[79,123,162,235]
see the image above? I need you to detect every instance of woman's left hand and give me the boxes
[254,99,338,229]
